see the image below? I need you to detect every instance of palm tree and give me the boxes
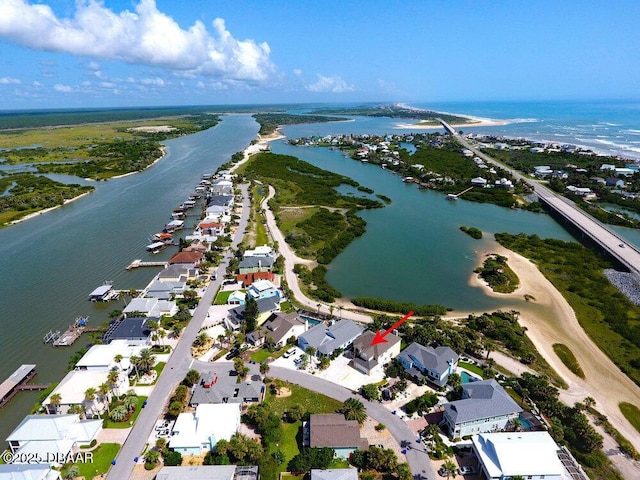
[129,355,140,384]
[107,369,121,396]
[339,397,367,425]
[49,393,62,414]
[84,387,98,416]
[64,465,79,480]
[305,346,316,370]
[158,329,167,346]
[136,348,155,375]
[328,305,335,318]
[113,354,123,370]
[98,382,111,414]
[484,339,496,360]
[68,404,86,419]
[110,405,128,422]
[234,357,250,380]
[122,394,138,412]
[442,459,457,479]
[584,396,596,410]
[259,362,270,375]
[338,305,343,319]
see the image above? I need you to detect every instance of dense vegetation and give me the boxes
[496,233,640,386]
[252,113,345,136]
[552,343,585,378]
[311,103,473,126]
[474,254,520,293]
[351,297,448,316]
[0,174,93,226]
[459,225,483,239]
[242,152,381,301]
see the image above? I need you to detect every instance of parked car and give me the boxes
[225,347,240,360]
[283,347,296,358]
[458,466,476,475]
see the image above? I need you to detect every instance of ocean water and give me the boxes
[410,99,640,161]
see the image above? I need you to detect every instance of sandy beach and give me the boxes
[395,118,511,130]
[9,191,92,226]
[462,239,640,451]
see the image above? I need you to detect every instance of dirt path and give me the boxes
[466,239,640,452]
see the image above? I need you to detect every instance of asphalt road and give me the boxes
[269,366,437,480]
[106,184,250,480]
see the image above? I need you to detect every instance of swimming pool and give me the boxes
[460,371,481,383]
[300,315,321,326]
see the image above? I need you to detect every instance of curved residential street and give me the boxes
[261,184,373,323]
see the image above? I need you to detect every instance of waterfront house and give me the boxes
[311,469,357,480]
[225,297,280,331]
[207,194,234,209]
[168,251,204,267]
[103,317,155,345]
[156,465,258,480]
[74,340,145,373]
[305,414,368,458]
[471,431,572,480]
[606,177,626,188]
[6,414,102,460]
[236,271,275,288]
[247,312,307,348]
[0,465,62,479]
[190,372,264,406]
[298,319,365,356]
[157,264,197,282]
[169,403,240,455]
[43,369,127,415]
[246,279,280,302]
[470,177,488,187]
[146,279,186,300]
[350,330,401,375]
[211,180,234,196]
[397,343,459,387]
[123,297,178,318]
[238,256,274,274]
[441,379,522,438]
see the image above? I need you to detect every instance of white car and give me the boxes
[458,466,476,475]
[283,347,296,358]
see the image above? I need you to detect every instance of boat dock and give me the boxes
[126,259,169,270]
[50,316,98,347]
[0,364,39,409]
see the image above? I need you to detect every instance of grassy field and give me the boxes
[264,382,344,471]
[458,361,485,376]
[214,289,239,305]
[619,402,640,433]
[552,343,585,379]
[102,395,147,428]
[63,442,121,479]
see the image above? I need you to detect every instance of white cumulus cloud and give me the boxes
[0,0,274,82]
[53,83,73,92]
[306,74,354,93]
[293,68,302,77]
[140,77,165,86]
[0,76,21,84]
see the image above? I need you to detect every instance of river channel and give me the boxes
[0,114,258,440]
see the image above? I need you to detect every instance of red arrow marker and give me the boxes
[370,311,413,346]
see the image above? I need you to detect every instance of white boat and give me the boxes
[146,241,166,253]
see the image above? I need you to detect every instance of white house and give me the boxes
[123,297,178,318]
[470,177,488,187]
[246,280,280,302]
[43,369,127,415]
[74,340,145,373]
[169,403,240,455]
[244,245,274,259]
[227,290,246,305]
[472,432,568,480]
[0,465,61,480]
[6,414,102,461]
[441,379,522,438]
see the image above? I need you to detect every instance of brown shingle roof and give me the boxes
[309,414,368,450]
[169,251,204,264]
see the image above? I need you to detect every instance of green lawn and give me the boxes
[552,344,585,379]
[268,421,301,466]
[620,402,640,434]
[102,396,147,428]
[63,443,121,480]
[458,361,484,376]
[214,289,244,305]
[250,349,277,364]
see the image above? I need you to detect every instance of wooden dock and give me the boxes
[0,364,37,408]
[126,259,169,270]
[52,317,97,347]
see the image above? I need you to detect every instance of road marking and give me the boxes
[189,359,194,369]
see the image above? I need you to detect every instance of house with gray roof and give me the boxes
[225,297,280,331]
[146,279,186,300]
[298,319,365,356]
[441,379,522,438]
[351,330,401,375]
[238,256,274,274]
[397,343,459,387]
[306,414,368,458]
[247,312,307,348]
[311,469,357,480]
[103,317,155,345]
[190,372,264,407]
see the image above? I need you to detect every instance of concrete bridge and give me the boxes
[438,119,640,275]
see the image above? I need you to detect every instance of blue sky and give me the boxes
[0,0,639,109]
